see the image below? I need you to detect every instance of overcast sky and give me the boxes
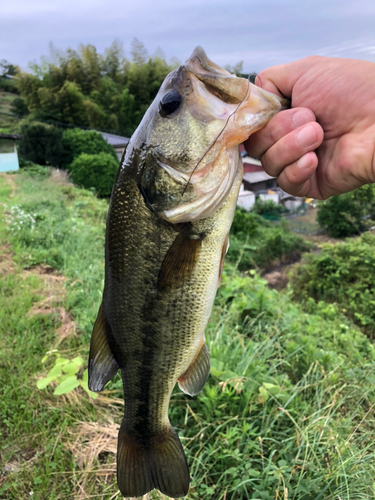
[1,0,375,73]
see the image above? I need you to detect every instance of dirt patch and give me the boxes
[0,244,14,276]
[263,270,289,291]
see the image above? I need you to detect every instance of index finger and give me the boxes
[254,57,322,99]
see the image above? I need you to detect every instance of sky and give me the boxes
[1,0,375,73]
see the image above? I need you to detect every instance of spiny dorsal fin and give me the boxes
[178,341,210,396]
[157,226,202,291]
[88,302,119,392]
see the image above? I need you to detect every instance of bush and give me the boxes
[10,97,29,117]
[18,123,63,167]
[317,184,375,238]
[0,76,19,94]
[61,128,118,169]
[69,152,118,197]
[289,232,375,336]
[227,208,311,271]
[253,199,288,219]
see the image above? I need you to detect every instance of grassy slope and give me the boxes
[0,91,20,134]
[0,169,375,499]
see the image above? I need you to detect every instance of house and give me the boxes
[242,170,278,193]
[237,184,256,211]
[100,132,130,160]
[0,133,22,172]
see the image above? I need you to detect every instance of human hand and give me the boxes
[244,56,375,199]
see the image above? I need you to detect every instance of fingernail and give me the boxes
[292,109,314,128]
[297,153,312,169]
[296,125,317,148]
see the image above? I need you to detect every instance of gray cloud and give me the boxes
[1,0,374,72]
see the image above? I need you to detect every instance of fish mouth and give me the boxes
[158,47,289,224]
[158,146,240,223]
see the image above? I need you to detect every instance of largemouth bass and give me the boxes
[88,47,288,498]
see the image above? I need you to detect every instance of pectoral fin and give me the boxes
[88,302,119,392]
[178,342,210,396]
[157,226,202,291]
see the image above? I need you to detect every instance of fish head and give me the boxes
[128,46,288,223]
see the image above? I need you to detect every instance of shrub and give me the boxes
[227,208,311,271]
[61,128,118,169]
[69,152,118,197]
[18,123,63,167]
[10,97,29,117]
[253,199,288,218]
[317,184,375,238]
[289,232,375,336]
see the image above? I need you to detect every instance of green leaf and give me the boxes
[37,375,59,390]
[53,376,80,395]
[80,378,99,399]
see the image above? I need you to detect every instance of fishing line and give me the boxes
[182,75,251,196]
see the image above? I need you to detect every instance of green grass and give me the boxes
[1,168,375,499]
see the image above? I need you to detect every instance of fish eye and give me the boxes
[160,91,182,116]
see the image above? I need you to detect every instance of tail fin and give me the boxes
[117,423,190,498]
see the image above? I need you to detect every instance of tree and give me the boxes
[16,41,175,135]
[317,185,375,238]
[19,123,63,167]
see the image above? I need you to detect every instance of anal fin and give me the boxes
[88,302,119,392]
[178,342,210,396]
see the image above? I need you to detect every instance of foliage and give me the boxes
[61,127,117,169]
[227,208,311,271]
[18,122,63,167]
[0,59,18,77]
[37,351,97,398]
[289,232,375,337]
[2,172,375,498]
[253,199,288,218]
[317,184,375,237]
[69,152,118,197]
[10,96,29,116]
[0,76,20,94]
[17,39,175,136]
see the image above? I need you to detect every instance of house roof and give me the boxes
[0,133,23,140]
[243,171,276,184]
[100,132,130,148]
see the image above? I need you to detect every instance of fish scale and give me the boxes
[88,46,288,498]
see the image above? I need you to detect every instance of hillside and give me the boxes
[1,168,375,499]
[0,91,20,134]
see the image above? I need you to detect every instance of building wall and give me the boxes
[237,191,256,211]
[0,152,19,172]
